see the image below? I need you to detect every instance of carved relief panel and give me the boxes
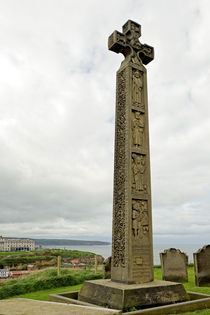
[132,199,149,239]
[132,153,147,193]
[132,69,144,109]
[131,111,144,148]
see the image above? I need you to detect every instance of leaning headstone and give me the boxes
[160,248,188,282]
[194,245,210,286]
[78,20,188,310]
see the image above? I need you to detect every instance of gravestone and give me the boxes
[78,20,188,310]
[160,248,188,282]
[194,245,210,286]
[103,256,111,279]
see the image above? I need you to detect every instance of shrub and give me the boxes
[0,270,102,300]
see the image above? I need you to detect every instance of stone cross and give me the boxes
[79,22,187,310]
[109,20,154,284]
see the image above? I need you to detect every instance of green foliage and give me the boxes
[49,249,94,257]
[0,251,30,256]
[155,266,210,315]
[3,265,210,315]
[11,284,83,301]
[0,255,54,267]
[0,269,102,300]
[0,249,95,267]
[124,306,137,312]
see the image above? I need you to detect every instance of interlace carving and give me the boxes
[113,69,126,267]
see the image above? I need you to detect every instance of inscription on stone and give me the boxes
[194,245,210,286]
[136,257,143,265]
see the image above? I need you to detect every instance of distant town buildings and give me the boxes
[0,236,35,252]
[0,269,10,278]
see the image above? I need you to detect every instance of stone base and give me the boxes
[78,279,188,310]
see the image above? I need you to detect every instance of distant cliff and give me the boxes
[33,239,110,246]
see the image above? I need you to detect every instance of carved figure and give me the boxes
[132,200,149,238]
[132,111,144,147]
[132,154,146,192]
[132,200,142,237]
[133,70,143,106]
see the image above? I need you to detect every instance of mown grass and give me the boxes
[178,311,210,315]
[11,284,83,301]
[0,251,29,256]
[155,266,210,315]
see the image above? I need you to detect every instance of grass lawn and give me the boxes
[7,266,210,314]
[0,251,29,256]
[155,266,210,315]
[11,283,83,301]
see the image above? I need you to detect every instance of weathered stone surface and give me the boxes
[78,279,188,310]
[194,245,210,286]
[0,298,122,315]
[160,248,188,282]
[103,256,111,279]
[78,20,188,310]
[109,19,154,285]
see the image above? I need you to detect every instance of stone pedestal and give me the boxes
[78,279,188,310]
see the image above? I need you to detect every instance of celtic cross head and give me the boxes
[108,20,154,65]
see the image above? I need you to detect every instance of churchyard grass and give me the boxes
[11,284,83,301]
[155,265,210,294]
[3,266,210,314]
[156,266,210,315]
[176,311,210,315]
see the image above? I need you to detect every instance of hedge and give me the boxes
[0,271,102,299]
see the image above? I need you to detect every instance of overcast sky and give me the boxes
[0,0,210,246]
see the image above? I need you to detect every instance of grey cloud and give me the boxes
[0,0,209,242]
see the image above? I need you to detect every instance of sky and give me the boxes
[0,0,210,246]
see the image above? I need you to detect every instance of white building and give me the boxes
[0,269,10,278]
[0,236,35,252]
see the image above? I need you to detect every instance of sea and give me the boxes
[43,244,199,265]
